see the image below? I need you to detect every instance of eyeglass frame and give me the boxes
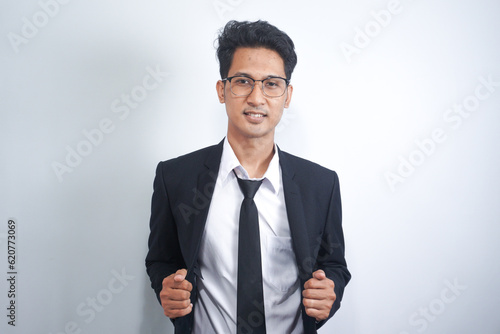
[221,75,291,98]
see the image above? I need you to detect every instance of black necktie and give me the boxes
[235,174,266,334]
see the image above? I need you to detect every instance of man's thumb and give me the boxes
[174,268,188,282]
[313,269,326,280]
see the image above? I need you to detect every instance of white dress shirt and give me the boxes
[193,138,304,334]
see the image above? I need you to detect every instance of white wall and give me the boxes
[1,0,500,333]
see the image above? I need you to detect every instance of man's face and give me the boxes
[216,47,293,142]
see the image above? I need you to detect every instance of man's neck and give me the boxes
[227,134,275,179]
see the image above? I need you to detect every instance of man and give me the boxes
[146,20,350,334]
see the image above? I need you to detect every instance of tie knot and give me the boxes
[236,177,263,199]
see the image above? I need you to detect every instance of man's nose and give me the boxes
[246,82,266,106]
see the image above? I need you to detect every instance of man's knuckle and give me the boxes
[169,309,182,318]
[162,275,173,285]
[303,299,314,308]
[306,308,317,317]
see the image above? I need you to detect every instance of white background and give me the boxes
[1,0,500,333]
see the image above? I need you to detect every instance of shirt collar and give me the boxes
[219,137,281,195]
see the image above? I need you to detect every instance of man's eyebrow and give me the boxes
[232,72,284,79]
[232,72,252,77]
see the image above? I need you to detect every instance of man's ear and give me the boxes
[216,80,225,103]
[284,84,293,108]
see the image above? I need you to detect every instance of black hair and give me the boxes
[216,20,297,80]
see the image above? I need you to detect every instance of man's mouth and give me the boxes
[244,111,266,118]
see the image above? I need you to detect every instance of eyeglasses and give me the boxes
[222,75,290,98]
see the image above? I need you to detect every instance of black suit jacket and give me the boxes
[146,140,350,333]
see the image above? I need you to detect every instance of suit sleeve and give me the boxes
[145,162,186,303]
[316,171,351,328]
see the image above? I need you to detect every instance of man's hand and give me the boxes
[302,269,336,322]
[160,269,193,319]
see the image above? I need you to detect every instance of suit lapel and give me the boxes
[278,149,313,278]
[186,140,224,274]
[279,148,317,333]
[175,141,224,333]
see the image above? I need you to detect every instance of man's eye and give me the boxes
[234,78,251,85]
[265,79,283,89]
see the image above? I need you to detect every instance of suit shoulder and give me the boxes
[155,142,221,180]
[160,144,218,166]
[279,150,341,199]
[280,150,338,178]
